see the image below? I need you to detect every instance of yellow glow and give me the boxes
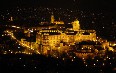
[62,58,65,60]
[5,16,112,60]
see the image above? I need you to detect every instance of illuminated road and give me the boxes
[4,30,40,55]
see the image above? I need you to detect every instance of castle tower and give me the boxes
[51,13,55,24]
[9,16,13,21]
[72,19,80,31]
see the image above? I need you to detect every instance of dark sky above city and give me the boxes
[0,0,116,11]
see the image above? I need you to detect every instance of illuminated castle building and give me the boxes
[22,14,97,57]
[50,13,64,24]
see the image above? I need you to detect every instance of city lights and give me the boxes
[0,1,116,72]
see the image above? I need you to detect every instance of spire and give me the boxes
[51,12,55,23]
[10,16,13,21]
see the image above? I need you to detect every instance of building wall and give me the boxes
[22,18,97,54]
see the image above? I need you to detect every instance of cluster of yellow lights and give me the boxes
[5,30,41,54]
[4,24,115,59]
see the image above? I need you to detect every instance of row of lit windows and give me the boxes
[41,30,59,32]
[42,40,60,45]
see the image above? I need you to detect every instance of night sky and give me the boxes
[0,0,116,11]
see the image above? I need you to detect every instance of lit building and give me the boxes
[9,16,13,21]
[50,14,64,24]
[51,14,55,24]
[72,19,80,31]
[22,14,97,56]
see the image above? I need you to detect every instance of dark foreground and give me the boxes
[0,54,116,73]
